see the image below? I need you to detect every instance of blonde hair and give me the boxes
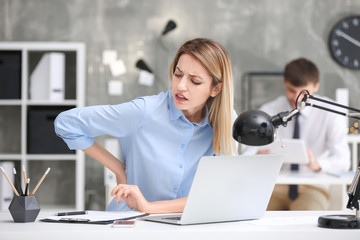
[169,38,237,155]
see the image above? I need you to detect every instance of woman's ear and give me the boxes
[210,83,223,97]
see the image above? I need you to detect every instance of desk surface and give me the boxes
[1,210,359,240]
[277,171,354,184]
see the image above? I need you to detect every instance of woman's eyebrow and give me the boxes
[176,67,183,72]
[189,74,203,80]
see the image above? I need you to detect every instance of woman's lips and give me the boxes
[175,93,188,102]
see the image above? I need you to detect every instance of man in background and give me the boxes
[243,58,350,210]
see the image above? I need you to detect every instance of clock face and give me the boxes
[329,16,360,70]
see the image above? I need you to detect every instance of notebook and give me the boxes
[144,154,283,225]
[259,139,309,164]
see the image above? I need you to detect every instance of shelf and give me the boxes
[0,42,85,51]
[0,100,22,106]
[0,42,85,210]
[0,100,78,106]
[0,154,22,160]
[26,154,76,161]
[26,100,78,106]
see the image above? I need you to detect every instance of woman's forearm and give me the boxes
[146,197,187,214]
[83,141,126,184]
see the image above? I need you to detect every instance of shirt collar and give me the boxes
[168,90,210,127]
[168,90,183,121]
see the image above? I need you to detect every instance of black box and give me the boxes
[27,106,75,154]
[0,51,22,99]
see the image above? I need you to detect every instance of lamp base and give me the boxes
[318,215,360,229]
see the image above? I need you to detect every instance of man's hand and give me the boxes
[257,149,270,155]
[306,148,321,171]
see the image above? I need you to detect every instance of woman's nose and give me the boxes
[177,76,187,91]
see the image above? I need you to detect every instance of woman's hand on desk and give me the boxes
[110,184,187,213]
[111,184,150,212]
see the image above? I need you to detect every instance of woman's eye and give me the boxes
[191,80,201,85]
[174,73,182,77]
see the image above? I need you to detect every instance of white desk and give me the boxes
[276,171,355,210]
[1,210,359,240]
[277,171,354,185]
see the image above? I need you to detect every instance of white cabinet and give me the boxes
[0,42,85,210]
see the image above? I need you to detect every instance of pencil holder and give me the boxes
[8,195,41,222]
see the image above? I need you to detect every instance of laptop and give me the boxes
[259,139,309,164]
[144,154,283,225]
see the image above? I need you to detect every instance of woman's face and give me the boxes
[171,54,222,122]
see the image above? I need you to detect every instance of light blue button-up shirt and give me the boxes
[54,90,214,211]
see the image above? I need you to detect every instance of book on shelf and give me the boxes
[30,52,65,101]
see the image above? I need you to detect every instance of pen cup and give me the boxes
[8,195,41,222]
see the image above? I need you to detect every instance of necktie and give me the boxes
[289,114,300,200]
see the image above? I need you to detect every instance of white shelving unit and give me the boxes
[0,42,85,210]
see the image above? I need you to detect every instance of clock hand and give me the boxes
[336,29,360,47]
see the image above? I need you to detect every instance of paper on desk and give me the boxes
[248,216,318,226]
[46,211,145,222]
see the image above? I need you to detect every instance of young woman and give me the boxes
[55,38,237,213]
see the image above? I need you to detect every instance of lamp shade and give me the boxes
[161,20,177,35]
[135,59,153,73]
[232,110,275,146]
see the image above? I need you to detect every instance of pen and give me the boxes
[56,211,87,216]
[30,167,50,196]
[22,165,29,196]
[24,178,30,196]
[13,168,24,196]
[1,166,20,196]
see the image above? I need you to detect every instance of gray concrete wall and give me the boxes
[1,0,360,209]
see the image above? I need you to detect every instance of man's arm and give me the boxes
[315,114,350,172]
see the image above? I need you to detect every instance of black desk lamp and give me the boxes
[233,89,360,229]
[161,20,177,36]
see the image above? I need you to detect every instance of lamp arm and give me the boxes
[270,104,305,128]
[305,93,360,212]
[306,94,360,121]
[308,94,360,113]
[304,102,360,119]
[269,91,360,127]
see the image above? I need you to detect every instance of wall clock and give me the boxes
[329,16,360,70]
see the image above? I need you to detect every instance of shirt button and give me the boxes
[173,186,178,191]
[179,163,183,168]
